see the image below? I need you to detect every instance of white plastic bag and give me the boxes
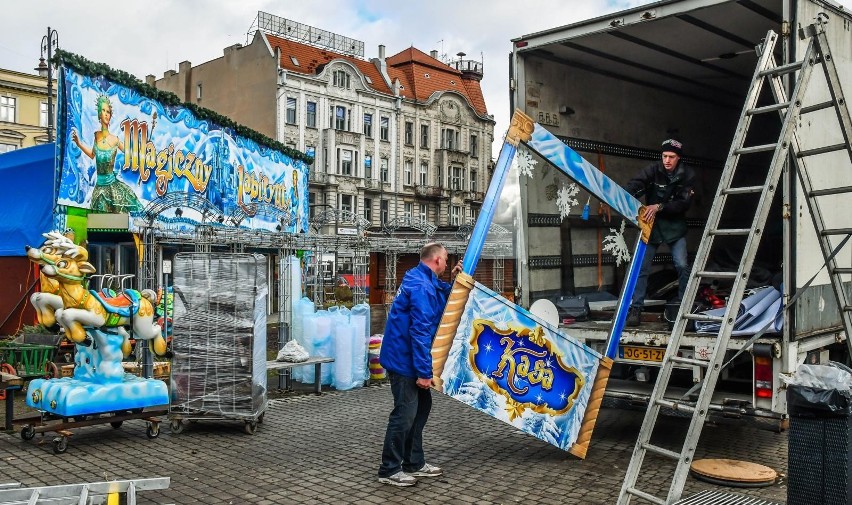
[780,361,852,391]
[276,339,309,363]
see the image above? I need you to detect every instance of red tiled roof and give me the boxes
[265,34,392,94]
[264,35,488,117]
[387,47,488,116]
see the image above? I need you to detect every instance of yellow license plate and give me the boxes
[620,346,665,362]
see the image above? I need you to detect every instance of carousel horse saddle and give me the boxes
[90,289,141,318]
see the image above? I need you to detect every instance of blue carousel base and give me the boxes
[26,375,169,417]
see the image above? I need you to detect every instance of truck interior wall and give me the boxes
[790,0,852,336]
[521,44,785,300]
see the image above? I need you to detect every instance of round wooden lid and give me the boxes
[690,458,777,484]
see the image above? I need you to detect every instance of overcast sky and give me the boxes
[2,0,654,153]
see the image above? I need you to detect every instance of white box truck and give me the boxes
[510,0,852,430]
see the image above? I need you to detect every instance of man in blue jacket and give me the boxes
[378,242,461,486]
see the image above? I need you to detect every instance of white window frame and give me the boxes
[451,206,461,226]
[404,160,413,186]
[404,121,414,145]
[364,155,372,180]
[380,158,389,183]
[39,102,48,128]
[470,134,478,157]
[419,203,428,222]
[420,124,429,148]
[333,69,351,89]
[419,162,428,186]
[403,202,413,218]
[364,197,372,221]
[0,96,16,123]
[340,194,354,213]
[363,113,373,137]
[380,116,389,141]
[339,149,353,175]
[306,100,317,128]
[286,97,297,124]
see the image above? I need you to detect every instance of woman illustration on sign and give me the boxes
[71,95,142,214]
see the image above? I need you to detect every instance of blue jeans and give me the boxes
[378,372,432,477]
[632,236,689,308]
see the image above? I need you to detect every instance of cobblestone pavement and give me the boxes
[0,384,788,504]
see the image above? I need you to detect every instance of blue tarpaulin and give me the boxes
[0,143,55,256]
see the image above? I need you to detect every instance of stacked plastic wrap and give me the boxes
[289,297,371,390]
[170,253,268,420]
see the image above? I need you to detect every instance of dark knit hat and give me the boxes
[661,138,683,156]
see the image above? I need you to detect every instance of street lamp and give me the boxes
[37,27,59,143]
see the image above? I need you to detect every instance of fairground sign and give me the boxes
[56,66,309,233]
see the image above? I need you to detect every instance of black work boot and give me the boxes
[626,307,642,327]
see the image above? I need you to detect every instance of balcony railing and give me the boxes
[414,185,446,199]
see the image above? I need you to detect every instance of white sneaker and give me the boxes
[378,471,417,487]
[408,462,443,478]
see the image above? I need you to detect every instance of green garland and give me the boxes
[52,49,314,165]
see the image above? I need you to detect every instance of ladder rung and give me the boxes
[797,143,847,157]
[801,100,835,114]
[735,143,778,155]
[810,186,852,197]
[670,356,710,368]
[642,442,682,461]
[710,228,751,236]
[682,313,724,323]
[696,270,739,279]
[722,185,764,195]
[843,306,852,312]
[821,228,852,236]
[747,101,791,115]
[656,398,698,414]
[625,487,666,505]
[830,267,852,275]
[759,60,804,77]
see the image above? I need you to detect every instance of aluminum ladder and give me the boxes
[0,477,170,505]
[617,21,852,505]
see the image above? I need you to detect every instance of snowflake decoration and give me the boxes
[516,148,537,178]
[556,183,580,220]
[602,220,632,266]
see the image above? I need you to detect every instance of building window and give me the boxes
[404,160,412,186]
[420,124,429,148]
[380,158,389,183]
[419,162,428,186]
[364,198,372,222]
[340,194,354,213]
[286,97,297,124]
[0,143,16,153]
[196,83,202,100]
[470,170,477,192]
[404,121,414,145]
[333,105,349,131]
[470,134,478,157]
[470,207,479,221]
[363,113,373,137]
[451,206,461,226]
[306,101,317,128]
[451,166,463,190]
[380,116,389,141]
[39,102,48,127]
[0,96,16,123]
[403,202,412,218]
[437,165,443,188]
[309,193,316,218]
[441,128,460,150]
[333,69,350,89]
[338,149,353,175]
[380,199,389,223]
[323,148,328,170]
[419,203,428,222]
[364,155,372,180]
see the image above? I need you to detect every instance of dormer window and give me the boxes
[290,56,300,67]
[333,69,351,89]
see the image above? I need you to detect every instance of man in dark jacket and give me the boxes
[625,139,696,326]
[377,242,461,486]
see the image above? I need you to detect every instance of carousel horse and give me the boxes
[44,242,168,357]
[25,231,81,328]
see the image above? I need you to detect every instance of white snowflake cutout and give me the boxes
[516,148,537,178]
[602,220,632,266]
[556,183,580,220]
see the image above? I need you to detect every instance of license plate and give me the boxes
[619,346,665,362]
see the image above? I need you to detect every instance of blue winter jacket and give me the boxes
[380,262,452,379]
